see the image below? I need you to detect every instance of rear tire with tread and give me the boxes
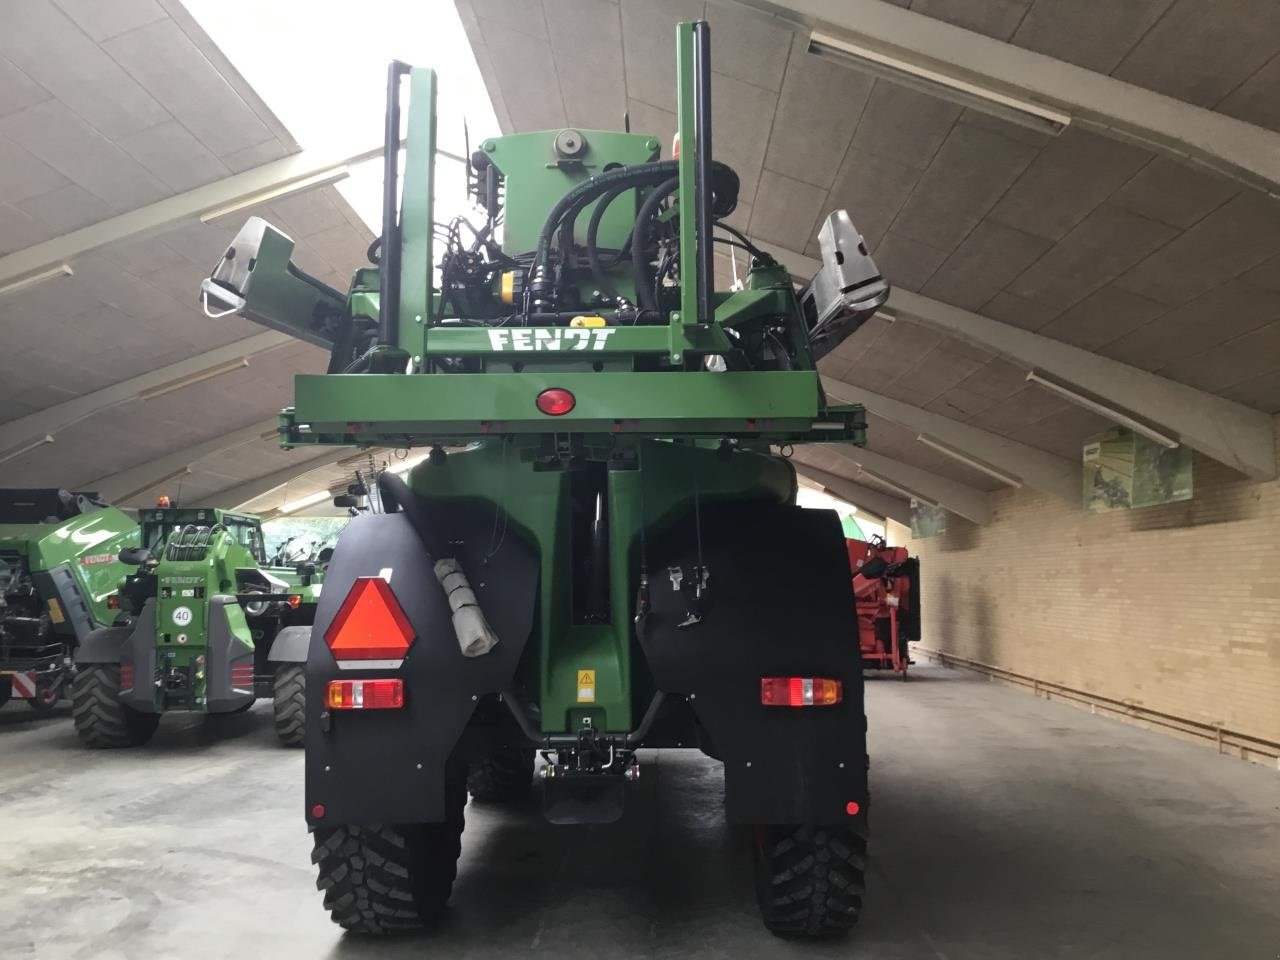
[71,663,159,748]
[754,823,867,937]
[273,664,306,746]
[311,778,466,934]
[467,745,534,803]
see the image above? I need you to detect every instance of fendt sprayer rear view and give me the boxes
[201,22,888,937]
[71,504,323,748]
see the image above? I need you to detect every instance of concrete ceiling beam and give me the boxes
[0,332,290,452]
[766,244,1275,480]
[87,417,279,505]
[821,378,1081,502]
[889,289,1277,481]
[755,0,1280,195]
[0,142,387,288]
[205,451,353,511]
[826,444,991,524]
[793,461,912,525]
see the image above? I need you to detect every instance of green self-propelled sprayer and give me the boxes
[201,22,888,938]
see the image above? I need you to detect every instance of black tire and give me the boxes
[71,664,159,748]
[466,745,534,802]
[311,778,466,934]
[754,824,867,937]
[273,664,305,746]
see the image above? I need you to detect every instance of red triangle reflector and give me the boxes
[324,577,415,660]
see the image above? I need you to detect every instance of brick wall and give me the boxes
[896,419,1280,745]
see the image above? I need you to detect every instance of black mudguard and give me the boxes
[640,504,868,827]
[305,508,537,827]
[206,597,256,714]
[75,603,158,713]
[267,625,311,663]
[74,624,133,664]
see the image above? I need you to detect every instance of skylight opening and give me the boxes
[183,0,499,233]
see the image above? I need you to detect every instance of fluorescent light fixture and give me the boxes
[279,490,332,514]
[199,165,350,223]
[0,433,53,466]
[0,264,73,297]
[134,358,250,401]
[856,466,939,507]
[916,434,1023,487]
[117,466,192,505]
[1025,370,1179,448]
[809,31,1071,136]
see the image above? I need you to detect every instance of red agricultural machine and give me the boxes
[847,536,920,678]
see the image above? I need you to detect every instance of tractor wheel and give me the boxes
[272,664,306,747]
[70,664,159,748]
[753,823,867,938]
[311,778,466,934]
[466,745,534,802]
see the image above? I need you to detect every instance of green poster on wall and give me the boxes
[910,502,947,538]
[1083,427,1192,513]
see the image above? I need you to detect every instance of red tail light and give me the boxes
[324,577,415,661]
[536,388,575,416]
[326,679,404,710]
[107,594,120,610]
[289,594,302,609]
[761,677,843,707]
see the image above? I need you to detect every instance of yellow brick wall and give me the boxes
[899,419,1280,745]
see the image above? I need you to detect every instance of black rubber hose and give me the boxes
[631,176,680,312]
[586,184,631,300]
[531,160,739,315]
[535,161,678,268]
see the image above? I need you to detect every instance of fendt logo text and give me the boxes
[488,329,617,351]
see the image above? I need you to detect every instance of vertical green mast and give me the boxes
[675,21,698,330]
[399,68,436,351]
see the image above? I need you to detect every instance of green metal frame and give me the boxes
[201,22,879,738]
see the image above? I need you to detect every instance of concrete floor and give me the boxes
[2,663,1278,959]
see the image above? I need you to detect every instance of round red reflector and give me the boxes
[311,803,326,819]
[846,801,861,816]
[536,388,576,416]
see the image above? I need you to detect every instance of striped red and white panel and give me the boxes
[8,671,36,699]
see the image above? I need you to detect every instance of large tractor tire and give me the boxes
[466,745,534,803]
[753,823,867,938]
[272,664,306,747]
[71,664,159,748]
[311,778,466,934]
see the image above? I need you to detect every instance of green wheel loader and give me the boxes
[200,22,888,938]
[71,505,325,747]
[0,489,139,712]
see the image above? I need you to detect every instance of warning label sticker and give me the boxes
[576,669,596,703]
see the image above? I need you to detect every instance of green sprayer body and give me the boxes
[201,21,888,916]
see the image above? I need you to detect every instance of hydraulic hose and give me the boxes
[631,176,680,311]
[530,160,739,308]
[586,184,632,301]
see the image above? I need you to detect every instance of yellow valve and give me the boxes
[500,271,516,305]
[570,315,607,328]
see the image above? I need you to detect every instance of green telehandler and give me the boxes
[200,22,888,938]
[0,489,139,712]
[71,504,325,747]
